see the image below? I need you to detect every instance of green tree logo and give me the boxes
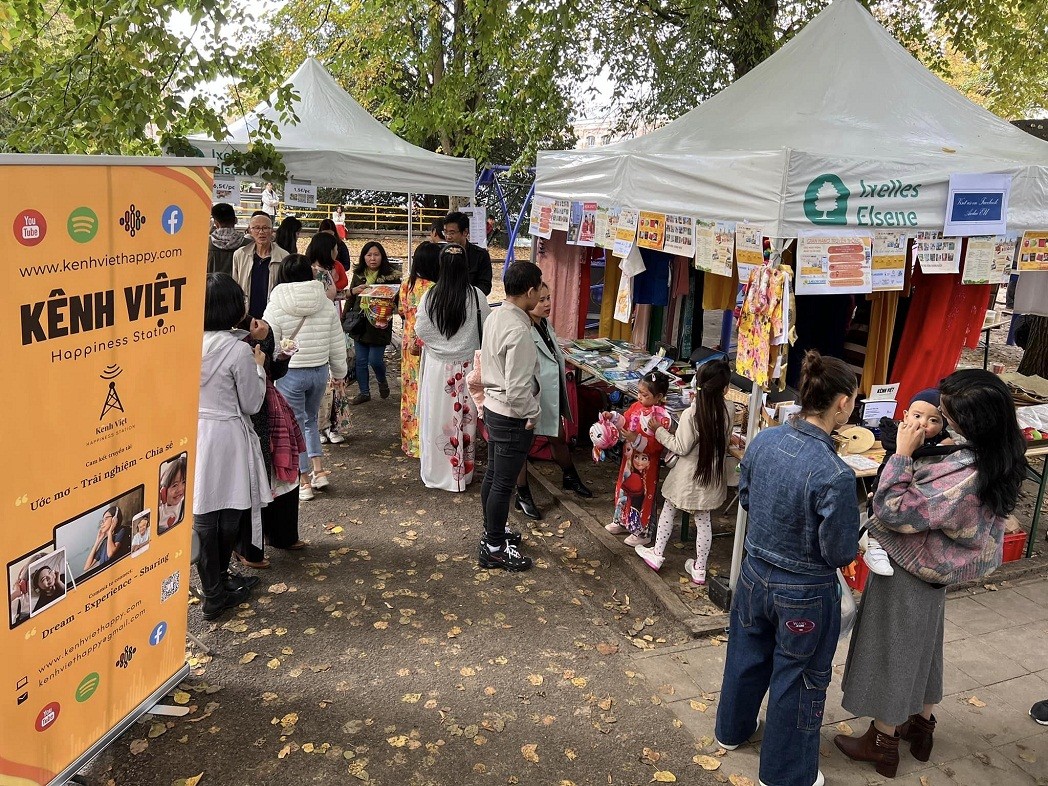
[804,174,849,225]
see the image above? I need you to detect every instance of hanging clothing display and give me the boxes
[735,265,788,388]
[890,269,990,407]
[861,291,900,396]
[633,249,671,306]
[702,267,739,311]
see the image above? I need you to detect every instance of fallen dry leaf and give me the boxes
[521,743,540,763]
[689,700,709,713]
[528,674,544,686]
[402,693,421,704]
[596,642,619,656]
[694,755,722,771]
[967,696,987,708]
[148,722,167,739]
[172,691,191,705]
[239,652,258,665]
[652,772,677,783]
[642,747,661,764]
[919,777,931,786]
[268,583,288,594]
[836,721,853,735]
[183,775,203,786]
[729,775,755,786]
[267,658,281,670]
[129,739,148,755]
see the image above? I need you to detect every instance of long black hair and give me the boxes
[426,244,472,339]
[408,241,441,292]
[305,232,338,271]
[693,360,731,487]
[204,272,246,330]
[354,241,394,277]
[939,370,1027,517]
[274,216,302,255]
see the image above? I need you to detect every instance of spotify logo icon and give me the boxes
[67,206,99,243]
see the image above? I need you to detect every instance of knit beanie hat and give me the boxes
[910,388,941,408]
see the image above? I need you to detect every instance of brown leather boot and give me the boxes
[833,720,900,778]
[897,713,936,762]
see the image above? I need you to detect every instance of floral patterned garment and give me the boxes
[610,401,669,536]
[399,277,435,457]
[418,355,478,492]
[735,265,785,388]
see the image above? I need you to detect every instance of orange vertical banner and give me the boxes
[1,155,212,784]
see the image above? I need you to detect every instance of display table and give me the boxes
[1024,442,1048,558]
[560,339,691,414]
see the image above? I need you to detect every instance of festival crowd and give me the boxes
[200,202,1039,786]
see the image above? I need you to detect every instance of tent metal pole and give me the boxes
[407,193,413,258]
[729,382,762,592]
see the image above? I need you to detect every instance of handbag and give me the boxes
[474,289,484,348]
[343,307,367,339]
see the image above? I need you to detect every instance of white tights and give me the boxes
[653,501,712,571]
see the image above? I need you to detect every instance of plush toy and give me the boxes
[590,411,624,462]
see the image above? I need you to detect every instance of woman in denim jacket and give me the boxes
[715,351,860,786]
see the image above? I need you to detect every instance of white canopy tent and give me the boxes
[536,0,1048,236]
[191,57,475,197]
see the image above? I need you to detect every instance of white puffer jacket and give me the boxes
[263,281,348,378]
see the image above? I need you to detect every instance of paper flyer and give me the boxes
[551,200,570,231]
[601,206,620,250]
[613,207,639,258]
[735,222,766,281]
[663,214,696,258]
[697,221,735,277]
[914,230,961,274]
[637,211,666,251]
[459,205,487,248]
[528,196,554,239]
[994,235,1018,283]
[795,232,873,295]
[578,202,598,247]
[1018,230,1048,272]
[567,201,583,244]
[961,236,997,285]
[212,175,240,205]
[872,229,908,291]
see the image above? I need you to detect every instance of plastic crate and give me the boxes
[1003,531,1028,563]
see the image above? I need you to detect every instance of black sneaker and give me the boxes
[505,530,523,546]
[1032,700,1048,725]
[378,381,390,399]
[225,573,260,591]
[201,586,251,620]
[478,540,533,571]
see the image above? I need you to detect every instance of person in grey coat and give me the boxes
[194,273,272,620]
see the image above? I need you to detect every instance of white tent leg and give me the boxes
[407,193,413,257]
[729,383,764,592]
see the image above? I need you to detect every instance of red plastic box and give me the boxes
[1003,531,1028,563]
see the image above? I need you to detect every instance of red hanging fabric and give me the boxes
[890,267,990,407]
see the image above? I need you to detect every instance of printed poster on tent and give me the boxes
[529,196,554,239]
[914,230,960,274]
[566,201,584,244]
[961,236,997,285]
[284,181,317,209]
[943,173,1010,238]
[689,219,715,269]
[735,222,765,281]
[551,200,570,232]
[578,202,598,247]
[593,207,610,249]
[1,157,207,784]
[613,207,639,258]
[994,235,1018,282]
[663,214,696,257]
[871,229,908,291]
[1018,230,1048,272]
[796,231,873,295]
[697,221,735,277]
[637,211,666,251]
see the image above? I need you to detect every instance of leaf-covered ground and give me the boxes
[87,363,724,786]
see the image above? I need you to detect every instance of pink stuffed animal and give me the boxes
[590,411,624,462]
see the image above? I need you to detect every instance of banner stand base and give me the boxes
[52,663,191,786]
[147,704,190,718]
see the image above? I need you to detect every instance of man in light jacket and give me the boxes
[232,212,289,318]
[478,262,543,571]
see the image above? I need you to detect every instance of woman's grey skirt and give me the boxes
[841,557,947,726]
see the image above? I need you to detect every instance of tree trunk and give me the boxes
[1018,316,1048,377]
[729,0,779,78]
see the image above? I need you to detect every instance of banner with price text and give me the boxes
[0,155,211,785]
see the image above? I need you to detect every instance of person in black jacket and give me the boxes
[207,203,248,276]
[443,211,492,296]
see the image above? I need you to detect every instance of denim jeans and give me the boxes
[193,508,242,603]
[481,410,534,544]
[716,555,841,786]
[354,341,387,395]
[276,365,329,474]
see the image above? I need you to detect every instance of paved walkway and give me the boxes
[629,575,1048,785]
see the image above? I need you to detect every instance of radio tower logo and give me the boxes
[99,365,125,420]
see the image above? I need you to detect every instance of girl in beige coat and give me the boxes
[635,360,733,584]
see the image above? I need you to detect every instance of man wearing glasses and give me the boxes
[232,211,290,318]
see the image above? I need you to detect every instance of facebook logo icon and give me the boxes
[162,205,183,235]
[149,621,168,646]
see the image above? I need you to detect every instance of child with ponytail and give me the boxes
[635,360,733,584]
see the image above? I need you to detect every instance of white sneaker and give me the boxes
[635,545,664,571]
[311,471,330,490]
[760,771,824,786]
[605,522,627,534]
[324,428,345,444]
[299,484,315,501]
[624,534,647,547]
[684,558,707,585]
[863,538,894,576]
[319,431,329,444]
[716,720,761,751]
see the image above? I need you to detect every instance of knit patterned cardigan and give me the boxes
[870,451,1005,585]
